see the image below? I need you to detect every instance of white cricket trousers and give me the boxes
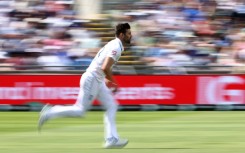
[46,72,119,139]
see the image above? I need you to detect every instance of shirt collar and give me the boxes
[116,37,124,51]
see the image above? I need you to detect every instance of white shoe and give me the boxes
[38,104,51,132]
[104,137,128,149]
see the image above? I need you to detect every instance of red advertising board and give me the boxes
[0,75,244,105]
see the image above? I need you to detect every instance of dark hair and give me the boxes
[115,23,130,37]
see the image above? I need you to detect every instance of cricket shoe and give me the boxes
[38,104,52,132]
[104,137,128,149]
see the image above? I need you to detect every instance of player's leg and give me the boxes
[97,82,119,139]
[97,82,128,148]
[38,72,100,131]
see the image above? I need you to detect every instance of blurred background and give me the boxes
[0,0,244,74]
[0,0,244,110]
[1,2,245,152]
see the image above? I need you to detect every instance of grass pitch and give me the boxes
[0,111,245,153]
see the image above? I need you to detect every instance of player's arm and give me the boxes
[101,56,115,82]
[101,57,118,92]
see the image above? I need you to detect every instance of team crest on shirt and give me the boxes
[112,50,117,55]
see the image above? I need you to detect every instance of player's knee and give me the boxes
[110,102,118,111]
[104,102,118,111]
[73,105,86,117]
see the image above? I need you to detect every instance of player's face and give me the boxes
[123,29,132,44]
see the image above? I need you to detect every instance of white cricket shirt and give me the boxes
[86,37,124,81]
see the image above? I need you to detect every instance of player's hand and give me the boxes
[105,79,118,93]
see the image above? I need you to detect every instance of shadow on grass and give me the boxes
[92,147,196,149]
[124,148,196,149]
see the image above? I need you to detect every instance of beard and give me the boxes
[123,38,131,44]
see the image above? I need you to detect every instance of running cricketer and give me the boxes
[38,23,132,149]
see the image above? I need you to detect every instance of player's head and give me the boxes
[115,23,132,44]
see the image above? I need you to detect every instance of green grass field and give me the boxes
[1,111,245,153]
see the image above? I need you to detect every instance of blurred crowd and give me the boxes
[105,0,245,69]
[0,0,99,71]
[0,0,245,71]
